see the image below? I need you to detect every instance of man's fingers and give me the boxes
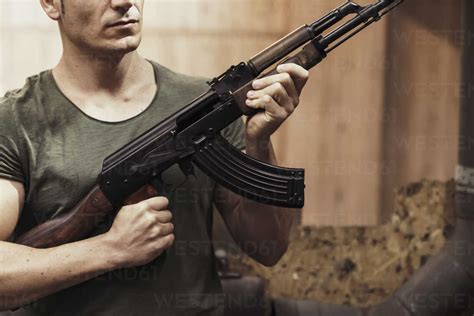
[153,210,173,223]
[276,63,309,93]
[151,222,174,238]
[246,95,288,122]
[252,72,299,106]
[247,82,295,113]
[140,196,169,211]
[154,234,175,250]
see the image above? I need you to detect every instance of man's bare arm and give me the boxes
[0,178,174,311]
[214,143,296,267]
[214,64,308,267]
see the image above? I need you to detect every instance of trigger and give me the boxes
[179,160,195,178]
[151,177,165,194]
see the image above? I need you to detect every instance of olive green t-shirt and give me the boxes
[0,61,245,315]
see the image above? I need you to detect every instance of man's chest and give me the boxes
[69,84,158,123]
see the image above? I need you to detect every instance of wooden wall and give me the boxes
[282,0,389,226]
[380,0,462,221]
[0,0,463,226]
[278,0,462,225]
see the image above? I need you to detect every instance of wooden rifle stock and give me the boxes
[15,185,157,248]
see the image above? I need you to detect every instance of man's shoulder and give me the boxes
[1,70,50,115]
[149,60,210,96]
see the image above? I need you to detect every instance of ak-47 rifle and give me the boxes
[15,0,403,248]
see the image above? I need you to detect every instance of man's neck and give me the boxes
[51,47,157,122]
[53,50,150,95]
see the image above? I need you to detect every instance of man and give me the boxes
[0,0,309,314]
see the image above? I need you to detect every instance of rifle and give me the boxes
[15,0,402,248]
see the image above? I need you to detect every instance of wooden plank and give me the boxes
[1,28,62,92]
[0,2,61,92]
[143,0,288,33]
[140,0,288,76]
[380,0,462,221]
[274,0,388,226]
[140,31,280,77]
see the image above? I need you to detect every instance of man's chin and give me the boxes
[93,43,140,59]
[110,45,139,56]
[95,35,141,55]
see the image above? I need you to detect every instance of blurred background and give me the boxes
[0,0,461,227]
[1,0,469,312]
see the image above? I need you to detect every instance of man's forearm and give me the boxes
[217,137,297,267]
[0,234,119,311]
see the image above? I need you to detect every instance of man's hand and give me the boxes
[214,64,309,267]
[0,193,174,310]
[104,197,175,268]
[244,63,309,142]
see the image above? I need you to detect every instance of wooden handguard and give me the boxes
[15,184,158,248]
[234,41,325,116]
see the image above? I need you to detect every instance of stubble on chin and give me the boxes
[83,33,142,62]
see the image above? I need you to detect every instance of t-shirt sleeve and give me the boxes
[0,96,25,183]
[221,117,245,151]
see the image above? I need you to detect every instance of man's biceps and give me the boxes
[0,178,24,241]
[213,183,240,215]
